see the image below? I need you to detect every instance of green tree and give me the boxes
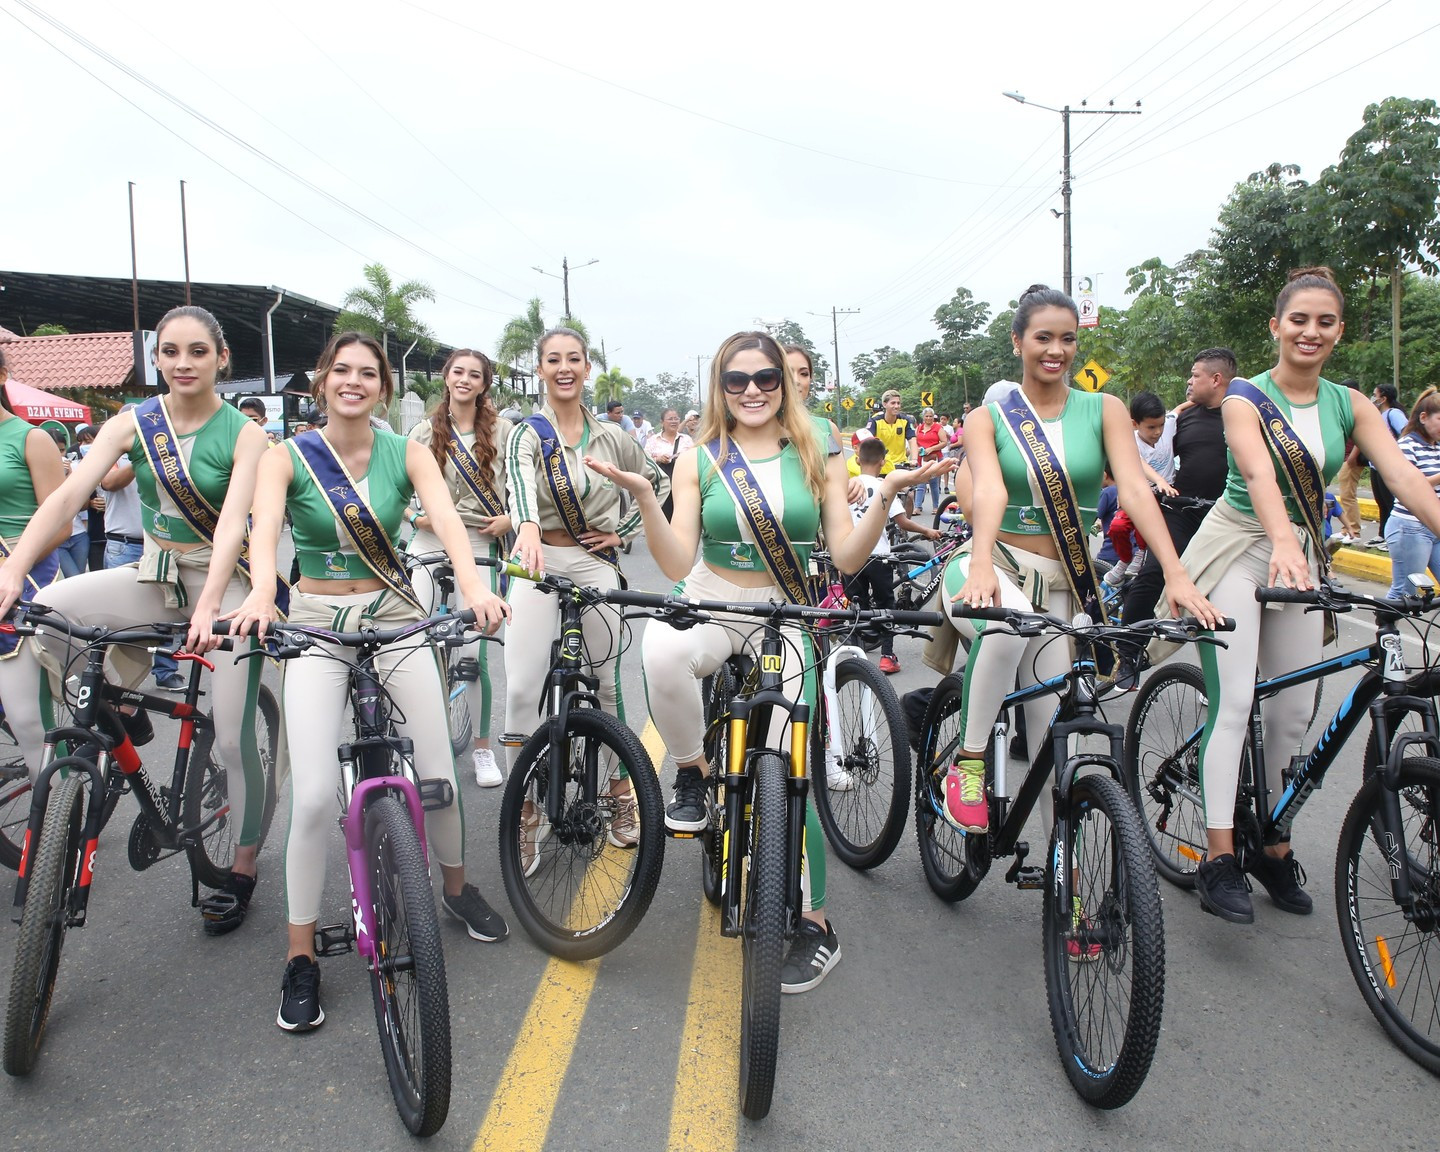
[405,370,445,411]
[336,262,436,367]
[496,297,547,377]
[1315,97,1440,389]
[771,320,829,380]
[31,323,69,336]
[593,365,634,407]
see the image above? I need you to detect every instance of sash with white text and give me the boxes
[703,438,815,605]
[290,430,422,610]
[446,429,505,519]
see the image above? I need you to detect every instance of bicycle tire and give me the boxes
[498,709,664,960]
[812,656,909,870]
[4,771,86,1076]
[0,721,32,871]
[1335,755,1440,1074]
[446,647,474,760]
[739,751,787,1121]
[700,666,736,908]
[365,794,452,1136]
[913,675,989,901]
[186,683,281,890]
[931,493,957,532]
[1043,772,1165,1109]
[1122,662,1209,890]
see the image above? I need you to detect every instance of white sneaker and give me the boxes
[826,765,855,792]
[1336,533,1357,545]
[473,748,503,788]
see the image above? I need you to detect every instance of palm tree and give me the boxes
[496,297,547,378]
[336,263,437,367]
[593,366,633,407]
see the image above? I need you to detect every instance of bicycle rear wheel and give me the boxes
[1336,755,1440,1074]
[446,646,474,759]
[932,493,957,532]
[739,751,787,1121]
[4,771,86,1076]
[1043,773,1165,1109]
[365,794,451,1137]
[1122,662,1208,890]
[812,656,910,870]
[186,683,281,890]
[913,675,989,901]
[499,709,664,960]
[700,666,736,907]
[0,720,32,871]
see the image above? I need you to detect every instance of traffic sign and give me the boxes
[824,402,834,413]
[863,396,876,409]
[1075,359,1110,392]
[841,397,855,410]
[920,391,934,407]
[1077,274,1099,330]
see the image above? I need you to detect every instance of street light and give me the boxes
[1002,91,1140,298]
[532,256,599,321]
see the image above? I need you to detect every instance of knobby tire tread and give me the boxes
[739,751,786,1121]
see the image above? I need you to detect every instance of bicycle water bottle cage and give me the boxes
[314,922,354,957]
[451,657,480,684]
[418,779,454,811]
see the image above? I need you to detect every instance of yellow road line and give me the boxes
[667,899,740,1152]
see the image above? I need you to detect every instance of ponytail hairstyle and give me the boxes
[1403,386,1440,441]
[154,304,232,379]
[1011,283,1078,340]
[1275,265,1345,318]
[428,348,498,477]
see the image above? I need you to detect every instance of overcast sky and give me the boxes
[4,0,1436,388]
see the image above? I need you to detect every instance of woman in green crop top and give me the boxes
[938,284,1217,836]
[225,331,510,1034]
[0,306,275,937]
[591,329,950,992]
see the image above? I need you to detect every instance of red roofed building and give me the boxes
[0,330,137,393]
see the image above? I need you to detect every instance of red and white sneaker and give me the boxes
[942,759,988,832]
[878,654,900,675]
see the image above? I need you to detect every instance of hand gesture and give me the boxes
[583,455,651,498]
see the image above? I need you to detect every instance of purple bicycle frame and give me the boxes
[344,775,431,964]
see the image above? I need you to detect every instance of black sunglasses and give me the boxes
[720,368,784,395]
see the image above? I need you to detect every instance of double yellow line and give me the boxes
[473,720,740,1152]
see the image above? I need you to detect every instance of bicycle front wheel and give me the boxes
[739,751,787,1121]
[1123,661,1208,890]
[4,771,86,1076]
[446,646,474,760]
[812,656,910,870]
[1336,756,1440,1074]
[187,683,281,890]
[1043,773,1165,1109]
[913,675,989,902]
[700,666,735,908]
[499,709,664,960]
[0,721,32,871]
[365,794,451,1137]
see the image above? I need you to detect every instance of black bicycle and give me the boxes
[2,604,279,1076]
[495,563,664,961]
[611,586,943,1120]
[917,606,1229,1108]
[1122,579,1440,1073]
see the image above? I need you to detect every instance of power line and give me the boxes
[1080,0,1221,105]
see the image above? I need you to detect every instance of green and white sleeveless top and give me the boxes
[286,429,413,581]
[126,402,249,544]
[0,417,39,539]
[990,387,1106,536]
[699,441,821,574]
[1221,371,1354,523]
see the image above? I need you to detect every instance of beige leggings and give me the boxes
[282,589,462,925]
[0,563,268,846]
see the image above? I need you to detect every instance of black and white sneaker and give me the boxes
[780,918,841,993]
[277,955,324,1032]
[1249,850,1312,915]
[666,766,710,833]
[1195,853,1254,924]
[442,883,510,941]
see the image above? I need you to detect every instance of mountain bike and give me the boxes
[403,552,481,759]
[2,604,278,1076]
[611,587,943,1120]
[0,707,32,870]
[239,610,482,1136]
[917,606,1229,1108]
[495,563,663,960]
[1121,579,1440,1074]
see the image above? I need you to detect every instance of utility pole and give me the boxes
[533,256,599,322]
[811,307,860,391]
[696,355,711,406]
[1003,92,1140,298]
[179,179,192,305]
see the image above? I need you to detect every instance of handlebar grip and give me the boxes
[950,603,1011,622]
[1255,586,1321,605]
[1172,615,1236,632]
[457,608,477,626]
[606,588,671,609]
[887,610,946,628]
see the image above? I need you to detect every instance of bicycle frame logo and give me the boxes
[1383,831,1403,880]
[761,654,783,674]
[352,894,370,941]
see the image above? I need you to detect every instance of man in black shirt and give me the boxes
[1117,347,1236,688]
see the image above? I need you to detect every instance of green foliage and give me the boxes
[593,365,634,406]
[496,297,547,374]
[771,320,829,377]
[337,262,436,361]
[31,323,69,336]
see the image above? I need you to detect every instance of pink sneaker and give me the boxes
[942,759,988,832]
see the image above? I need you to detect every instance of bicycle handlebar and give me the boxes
[8,603,234,652]
[1256,581,1437,615]
[948,601,1235,642]
[605,586,945,630]
[213,609,480,657]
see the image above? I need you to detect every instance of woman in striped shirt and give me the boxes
[1383,387,1440,599]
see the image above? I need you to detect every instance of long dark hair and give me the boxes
[0,345,10,414]
[428,348,499,478]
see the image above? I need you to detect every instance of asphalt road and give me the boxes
[1,539,1436,1151]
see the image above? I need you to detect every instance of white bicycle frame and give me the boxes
[819,642,883,778]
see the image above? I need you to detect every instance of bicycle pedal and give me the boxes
[1008,867,1045,890]
[666,828,699,840]
[451,657,479,683]
[314,923,354,957]
[418,779,454,811]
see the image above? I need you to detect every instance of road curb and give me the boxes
[1332,545,1390,583]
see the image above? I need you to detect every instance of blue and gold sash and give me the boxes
[523,414,620,571]
[995,389,1102,620]
[446,427,505,520]
[290,430,422,610]
[132,397,290,613]
[703,438,816,605]
[1226,378,1331,576]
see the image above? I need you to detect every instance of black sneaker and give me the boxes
[666,766,710,833]
[1195,853,1254,924]
[277,955,324,1032]
[1114,648,1149,693]
[201,871,256,937]
[155,672,188,693]
[442,883,509,941]
[1249,850,1312,915]
[781,918,841,993]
